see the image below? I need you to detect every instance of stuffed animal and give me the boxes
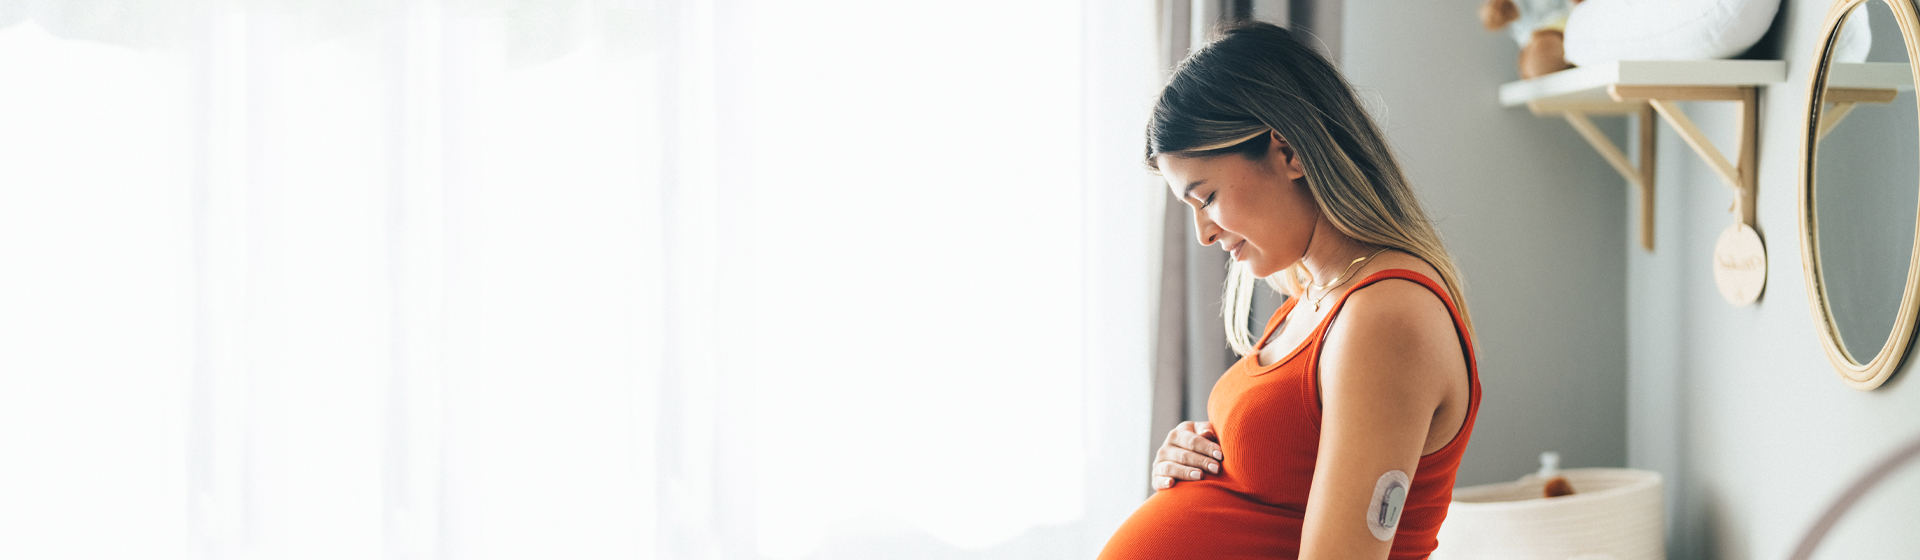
[1480,0,1585,79]
[1561,0,1783,67]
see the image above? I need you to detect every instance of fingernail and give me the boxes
[1191,469,1202,478]
[1208,463,1218,474]
[1213,450,1223,460]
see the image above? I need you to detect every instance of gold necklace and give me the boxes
[1305,247,1389,312]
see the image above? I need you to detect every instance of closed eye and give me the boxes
[1201,192,1216,208]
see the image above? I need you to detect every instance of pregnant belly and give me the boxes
[1098,481,1307,560]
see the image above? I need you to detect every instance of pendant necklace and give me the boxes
[1305,247,1390,312]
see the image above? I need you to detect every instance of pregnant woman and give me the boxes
[1099,22,1481,560]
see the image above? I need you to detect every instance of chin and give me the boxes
[1246,256,1293,280]
[1244,257,1276,278]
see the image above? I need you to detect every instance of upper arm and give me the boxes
[1297,279,1463,559]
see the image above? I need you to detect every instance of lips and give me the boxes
[1228,240,1246,257]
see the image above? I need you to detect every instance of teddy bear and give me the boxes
[1481,0,1584,79]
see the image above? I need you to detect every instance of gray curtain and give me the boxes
[1147,0,1340,478]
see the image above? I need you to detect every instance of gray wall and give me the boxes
[1623,1,1920,558]
[1339,0,1630,487]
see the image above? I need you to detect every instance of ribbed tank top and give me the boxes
[1099,268,1481,560]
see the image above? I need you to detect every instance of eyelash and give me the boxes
[1201,193,1216,208]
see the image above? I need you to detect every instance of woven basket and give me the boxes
[1429,468,1665,560]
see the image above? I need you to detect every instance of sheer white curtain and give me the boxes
[0,1,1159,558]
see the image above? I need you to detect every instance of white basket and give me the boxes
[1430,468,1665,560]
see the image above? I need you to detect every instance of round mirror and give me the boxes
[1802,0,1920,390]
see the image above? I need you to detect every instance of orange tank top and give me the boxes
[1098,269,1481,560]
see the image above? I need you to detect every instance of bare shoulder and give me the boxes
[1317,253,1465,405]
[1332,251,1458,344]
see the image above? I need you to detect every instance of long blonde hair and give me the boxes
[1147,21,1474,356]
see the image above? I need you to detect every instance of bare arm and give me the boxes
[1298,279,1465,559]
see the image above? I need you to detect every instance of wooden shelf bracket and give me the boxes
[1500,61,1785,257]
[1817,87,1901,140]
[1607,85,1759,230]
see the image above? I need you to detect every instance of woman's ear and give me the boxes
[1267,129,1307,181]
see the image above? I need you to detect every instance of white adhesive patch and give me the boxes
[1366,470,1410,541]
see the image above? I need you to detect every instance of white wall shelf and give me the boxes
[1826,62,1916,89]
[1499,60,1787,108]
[1501,60,1787,253]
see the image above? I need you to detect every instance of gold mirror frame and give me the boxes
[1800,0,1920,390]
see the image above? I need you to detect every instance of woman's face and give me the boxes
[1157,133,1318,279]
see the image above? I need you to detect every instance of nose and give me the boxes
[1192,211,1223,247]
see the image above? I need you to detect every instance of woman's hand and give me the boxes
[1153,421,1224,490]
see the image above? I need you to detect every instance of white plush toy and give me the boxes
[1486,0,1790,79]
[1832,4,1872,64]
[1562,0,1783,66]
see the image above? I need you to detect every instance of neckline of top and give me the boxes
[1247,268,1442,373]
